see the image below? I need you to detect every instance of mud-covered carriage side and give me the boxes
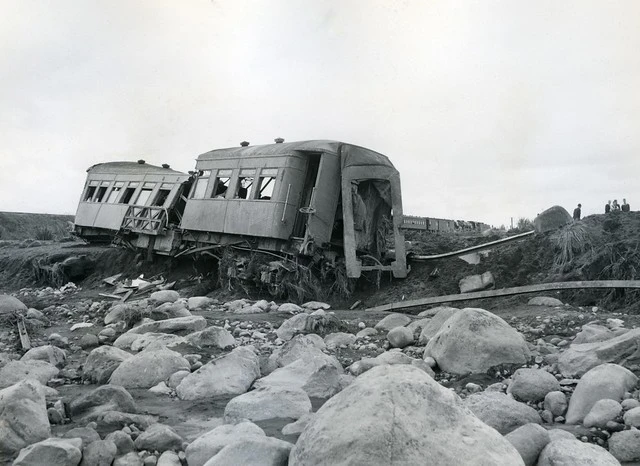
[179,140,408,278]
[74,161,191,250]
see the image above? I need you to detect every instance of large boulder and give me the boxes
[504,423,550,466]
[534,205,572,233]
[203,437,293,466]
[83,346,132,384]
[79,439,117,466]
[109,348,190,389]
[464,391,541,435]
[0,359,59,388]
[0,379,50,457]
[130,333,187,352]
[374,313,411,332]
[224,386,312,423]
[69,385,137,421]
[149,290,180,304]
[507,368,561,402]
[104,303,135,325]
[324,332,356,350]
[565,363,637,424]
[126,315,206,335]
[558,328,640,377]
[424,308,530,375]
[133,423,183,452]
[417,307,459,345]
[387,327,414,348]
[459,271,495,293]
[573,323,627,345]
[185,421,266,466]
[255,353,343,399]
[527,296,563,307]
[13,437,82,466]
[275,313,311,341]
[267,334,327,371]
[176,346,260,400]
[289,365,524,465]
[185,326,236,349]
[583,399,622,428]
[0,294,27,314]
[537,438,620,465]
[608,429,640,463]
[21,345,66,367]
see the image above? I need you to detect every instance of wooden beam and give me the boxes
[17,319,31,350]
[409,230,535,262]
[366,280,640,313]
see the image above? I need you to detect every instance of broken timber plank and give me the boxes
[17,318,31,350]
[367,280,640,313]
[409,230,535,262]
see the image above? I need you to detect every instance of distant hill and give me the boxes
[0,212,75,240]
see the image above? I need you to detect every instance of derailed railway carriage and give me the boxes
[75,140,409,284]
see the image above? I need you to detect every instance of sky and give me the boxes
[1,0,639,227]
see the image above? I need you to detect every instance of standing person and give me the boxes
[613,200,621,211]
[573,203,582,220]
[622,198,631,212]
[605,200,611,213]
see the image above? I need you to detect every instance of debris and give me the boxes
[349,300,362,310]
[70,322,94,331]
[102,274,123,286]
[367,280,640,313]
[17,319,31,350]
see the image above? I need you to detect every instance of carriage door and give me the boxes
[292,153,321,238]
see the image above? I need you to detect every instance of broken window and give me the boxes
[106,182,124,203]
[256,168,277,200]
[191,170,211,199]
[84,185,97,201]
[153,189,171,207]
[234,169,255,199]
[119,184,137,204]
[95,185,109,203]
[211,169,233,198]
[136,188,153,206]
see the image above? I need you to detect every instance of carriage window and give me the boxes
[234,169,255,199]
[211,169,232,198]
[191,170,211,199]
[120,187,136,204]
[136,188,153,206]
[106,182,124,203]
[257,168,277,200]
[95,185,108,202]
[84,186,97,201]
[153,189,171,206]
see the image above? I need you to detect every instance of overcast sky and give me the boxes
[1,0,639,227]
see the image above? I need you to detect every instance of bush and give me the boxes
[34,226,54,241]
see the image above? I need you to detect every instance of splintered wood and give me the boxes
[17,318,31,350]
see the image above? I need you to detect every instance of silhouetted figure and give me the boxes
[622,198,630,212]
[605,200,611,213]
[612,200,621,211]
[573,203,582,221]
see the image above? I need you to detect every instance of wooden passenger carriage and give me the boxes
[74,140,409,279]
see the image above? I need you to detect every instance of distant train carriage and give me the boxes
[74,140,409,279]
[74,161,191,248]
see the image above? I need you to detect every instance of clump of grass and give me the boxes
[551,222,592,271]
[34,226,54,241]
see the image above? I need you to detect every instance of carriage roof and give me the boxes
[196,140,397,172]
[86,161,185,175]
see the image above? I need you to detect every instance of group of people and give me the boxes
[605,199,631,213]
[572,198,631,221]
